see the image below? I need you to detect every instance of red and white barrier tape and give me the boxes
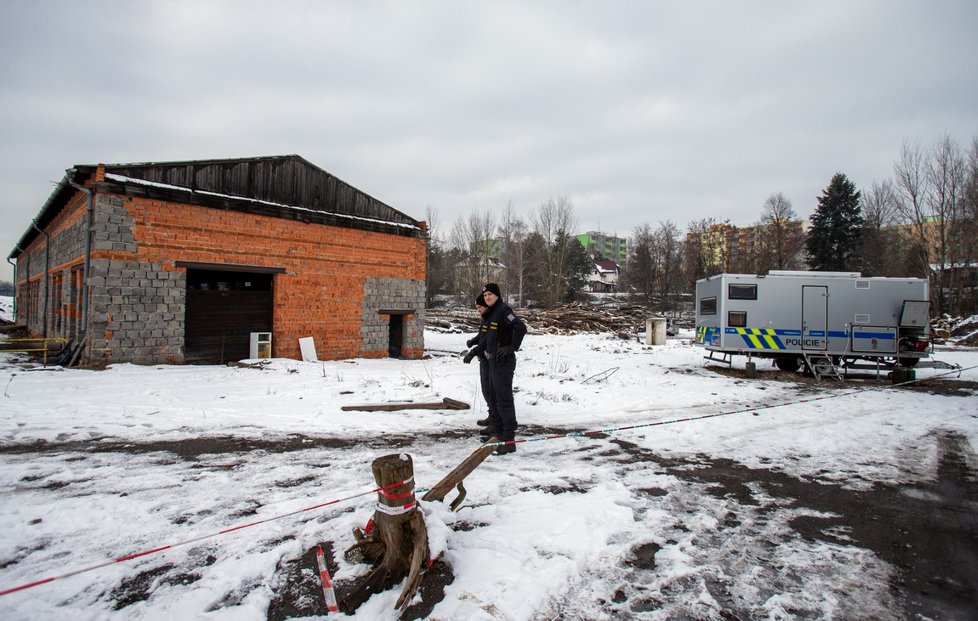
[375,500,417,516]
[4,365,973,599]
[316,545,339,614]
[0,479,411,598]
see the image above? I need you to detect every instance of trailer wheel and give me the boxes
[775,356,802,372]
[897,357,920,368]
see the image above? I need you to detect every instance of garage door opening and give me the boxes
[184,268,274,364]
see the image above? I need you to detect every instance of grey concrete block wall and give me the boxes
[81,194,185,364]
[87,258,186,365]
[91,195,136,253]
[360,277,426,355]
[50,218,88,267]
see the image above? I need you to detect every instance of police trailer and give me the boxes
[695,271,931,378]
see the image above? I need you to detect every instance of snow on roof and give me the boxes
[103,173,420,231]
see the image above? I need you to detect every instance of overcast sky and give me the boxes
[2,0,977,282]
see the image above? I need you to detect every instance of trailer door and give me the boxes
[802,285,828,351]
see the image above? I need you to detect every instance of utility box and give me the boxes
[250,332,272,359]
[646,317,668,346]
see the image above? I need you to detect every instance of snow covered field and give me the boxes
[1,312,977,620]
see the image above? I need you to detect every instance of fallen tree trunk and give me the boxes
[341,397,469,412]
[422,438,499,510]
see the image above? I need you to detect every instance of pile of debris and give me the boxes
[426,302,652,336]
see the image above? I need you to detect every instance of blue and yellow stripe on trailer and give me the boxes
[731,327,784,350]
[696,326,720,345]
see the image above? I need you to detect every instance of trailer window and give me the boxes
[728,284,757,300]
[728,311,747,327]
[700,297,717,315]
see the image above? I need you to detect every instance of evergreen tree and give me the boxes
[806,173,864,271]
[559,233,594,301]
[625,224,657,304]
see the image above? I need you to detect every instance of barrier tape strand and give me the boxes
[0,479,411,597]
[482,363,978,448]
[2,363,974,597]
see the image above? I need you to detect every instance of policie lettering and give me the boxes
[784,337,826,348]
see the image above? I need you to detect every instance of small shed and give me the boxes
[8,155,427,364]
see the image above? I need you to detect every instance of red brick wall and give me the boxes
[16,193,89,335]
[91,194,427,360]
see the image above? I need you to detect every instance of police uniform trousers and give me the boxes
[478,359,498,427]
[487,355,518,440]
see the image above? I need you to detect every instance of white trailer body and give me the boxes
[695,271,931,369]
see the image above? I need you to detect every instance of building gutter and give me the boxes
[66,170,94,334]
[29,219,50,337]
[5,255,17,319]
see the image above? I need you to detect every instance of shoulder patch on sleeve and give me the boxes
[507,313,515,322]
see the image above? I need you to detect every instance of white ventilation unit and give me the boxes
[250,332,272,359]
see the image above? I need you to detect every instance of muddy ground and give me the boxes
[5,375,976,620]
[249,421,978,620]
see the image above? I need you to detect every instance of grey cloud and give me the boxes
[2,0,977,281]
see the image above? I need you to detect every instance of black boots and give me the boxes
[494,433,516,455]
[477,418,490,426]
[494,442,516,456]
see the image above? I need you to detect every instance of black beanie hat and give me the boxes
[475,293,487,307]
[482,283,501,297]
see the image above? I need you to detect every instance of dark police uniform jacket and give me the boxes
[482,301,526,360]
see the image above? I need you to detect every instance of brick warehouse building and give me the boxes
[7,155,427,365]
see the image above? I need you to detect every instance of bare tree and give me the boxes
[498,203,529,307]
[861,180,906,276]
[532,196,578,307]
[756,192,803,272]
[892,136,972,314]
[684,217,730,290]
[684,218,715,291]
[654,221,683,310]
[925,135,967,314]
[449,209,497,303]
[625,223,657,304]
[893,139,932,278]
[423,206,442,307]
[961,137,978,313]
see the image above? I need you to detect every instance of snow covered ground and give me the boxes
[0,309,977,620]
[0,296,12,323]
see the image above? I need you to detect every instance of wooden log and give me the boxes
[422,438,499,510]
[341,397,470,412]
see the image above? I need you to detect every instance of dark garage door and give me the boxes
[184,269,273,364]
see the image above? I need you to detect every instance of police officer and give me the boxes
[463,294,495,430]
[479,283,526,455]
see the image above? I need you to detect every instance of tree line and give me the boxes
[426,134,978,316]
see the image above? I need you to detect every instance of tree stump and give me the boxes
[340,453,429,613]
